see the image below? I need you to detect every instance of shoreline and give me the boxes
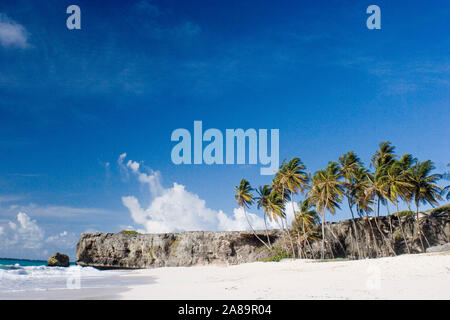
[2,252,448,300]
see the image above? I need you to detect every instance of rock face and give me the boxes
[76,215,449,269]
[47,252,70,267]
[76,230,282,269]
[305,215,449,259]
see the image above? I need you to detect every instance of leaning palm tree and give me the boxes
[294,199,320,228]
[256,185,274,247]
[408,160,442,249]
[338,152,364,258]
[397,154,418,211]
[292,198,320,258]
[338,152,362,219]
[235,179,271,250]
[273,158,309,218]
[365,169,397,256]
[371,141,397,169]
[278,158,310,209]
[307,162,344,259]
[371,142,398,217]
[274,158,310,257]
[379,161,413,253]
[266,189,286,222]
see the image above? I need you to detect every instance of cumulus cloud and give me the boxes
[0,14,29,48]
[120,154,294,234]
[126,159,163,197]
[0,212,44,250]
[0,212,78,259]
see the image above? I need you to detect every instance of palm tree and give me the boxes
[274,158,309,217]
[353,167,374,215]
[338,152,364,258]
[369,141,399,218]
[371,141,397,169]
[292,199,320,258]
[365,169,397,256]
[408,160,442,249]
[256,185,275,247]
[366,169,387,217]
[379,161,413,253]
[338,152,362,219]
[266,190,286,222]
[234,179,271,250]
[307,162,344,259]
[398,154,418,211]
[271,158,308,257]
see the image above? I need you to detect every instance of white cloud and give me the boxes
[0,212,44,250]
[46,230,78,249]
[120,154,295,234]
[0,14,29,48]
[0,212,78,259]
[125,159,163,197]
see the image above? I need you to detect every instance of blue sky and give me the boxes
[0,0,449,259]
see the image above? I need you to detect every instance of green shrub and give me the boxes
[261,250,290,262]
[120,230,139,235]
[392,210,415,217]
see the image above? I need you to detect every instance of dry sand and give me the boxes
[117,252,450,300]
[3,253,448,300]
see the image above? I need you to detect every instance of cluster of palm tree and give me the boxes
[234,141,445,259]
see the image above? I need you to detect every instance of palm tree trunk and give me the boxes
[243,207,272,250]
[373,201,396,256]
[377,197,380,217]
[367,212,381,257]
[281,192,295,258]
[348,198,362,259]
[395,201,411,254]
[415,203,426,252]
[263,213,272,248]
[321,211,325,259]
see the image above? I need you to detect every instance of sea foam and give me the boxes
[0,264,130,292]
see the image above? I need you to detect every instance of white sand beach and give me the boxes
[117,253,450,300]
[1,252,448,300]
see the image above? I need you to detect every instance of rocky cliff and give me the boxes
[76,215,449,269]
[76,230,282,269]
[305,214,449,259]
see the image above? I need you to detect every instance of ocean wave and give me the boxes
[0,265,129,292]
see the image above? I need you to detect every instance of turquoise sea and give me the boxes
[0,258,133,295]
[0,258,75,269]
